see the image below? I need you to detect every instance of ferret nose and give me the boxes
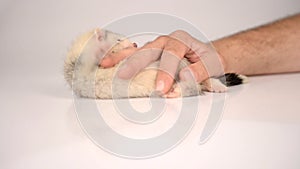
[133,43,137,47]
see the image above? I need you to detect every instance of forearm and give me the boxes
[212,13,300,75]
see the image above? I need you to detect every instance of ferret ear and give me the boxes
[94,28,104,41]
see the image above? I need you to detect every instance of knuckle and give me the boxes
[156,35,169,42]
[165,43,185,54]
[170,30,194,48]
[165,39,189,55]
[171,30,189,37]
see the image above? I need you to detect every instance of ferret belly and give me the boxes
[95,63,158,99]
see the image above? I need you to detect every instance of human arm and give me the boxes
[213,13,300,75]
[100,13,300,95]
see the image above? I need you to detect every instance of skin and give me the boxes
[100,13,300,95]
[214,13,300,75]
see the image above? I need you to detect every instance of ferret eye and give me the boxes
[117,39,121,42]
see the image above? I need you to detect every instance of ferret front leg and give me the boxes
[164,81,202,98]
[201,78,228,93]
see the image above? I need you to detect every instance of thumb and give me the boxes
[179,61,209,83]
[100,47,138,68]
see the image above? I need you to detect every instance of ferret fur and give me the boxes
[64,28,246,99]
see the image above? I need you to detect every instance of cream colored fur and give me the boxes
[64,28,227,99]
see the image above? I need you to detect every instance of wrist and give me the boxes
[212,40,232,74]
[217,52,229,74]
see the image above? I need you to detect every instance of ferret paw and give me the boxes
[202,78,228,93]
[164,84,182,98]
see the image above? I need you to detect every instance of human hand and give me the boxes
[100,30,225,95]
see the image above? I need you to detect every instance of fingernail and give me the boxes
[156,80,165,92]
[181,69,194,81]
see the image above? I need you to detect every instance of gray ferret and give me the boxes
[64,28,247,99]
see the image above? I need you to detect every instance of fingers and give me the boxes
[179,61,210,83]
[197,49,225,78]
[100,47,138,68]
[117,36,168,79]
[155,31,195,94]
[155,70,175,94]
[155,39,190,93]
[179,50,225,83]
[117,48,163,79]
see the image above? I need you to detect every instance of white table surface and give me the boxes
[1,73,299,169]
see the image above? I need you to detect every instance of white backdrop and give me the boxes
[0,0,299,77]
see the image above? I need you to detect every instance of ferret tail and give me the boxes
[218,73,248,87]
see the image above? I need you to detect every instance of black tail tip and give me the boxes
[219,73,248,86]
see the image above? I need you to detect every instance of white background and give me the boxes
[0,0,300,169]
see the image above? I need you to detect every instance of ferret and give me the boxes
[64,28,247,99]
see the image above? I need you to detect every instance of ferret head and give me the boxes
[67,28,134,63]
[64,28,135,85]
[82,28,135,60]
